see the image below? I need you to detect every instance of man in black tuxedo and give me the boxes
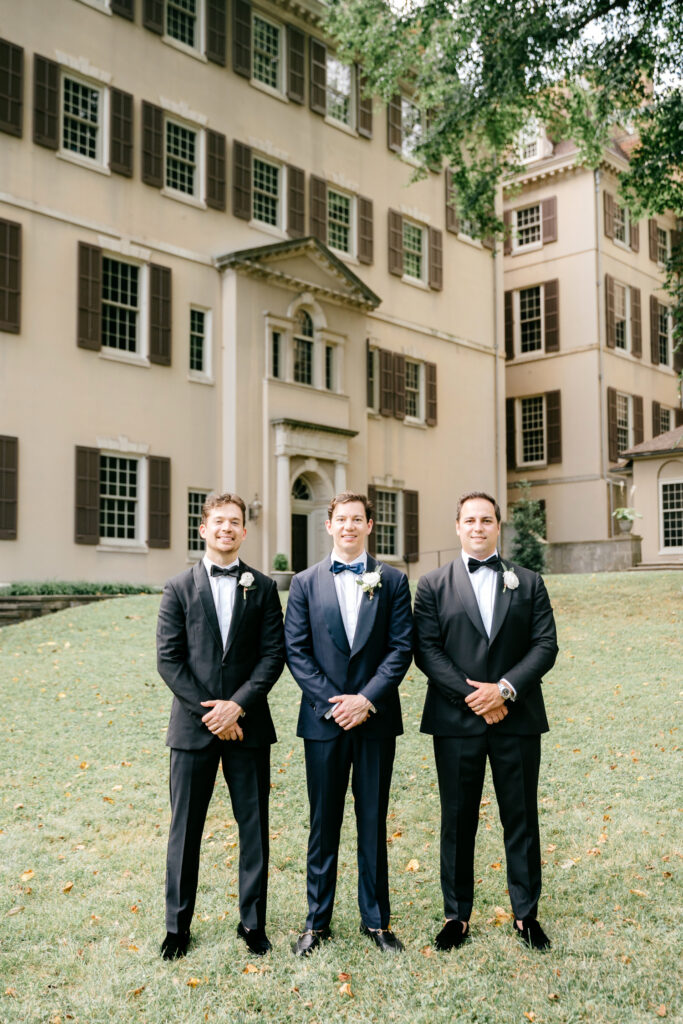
[285,492,413,955]
[157,492,285,959]
[414,491,558,951]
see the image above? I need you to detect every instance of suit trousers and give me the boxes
[165,739,270,933]
[304,732,396,931]
[434,732,542,921]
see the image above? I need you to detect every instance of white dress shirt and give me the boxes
[462,549,516,699]
[204,555,239,647]
[332,551,366,646]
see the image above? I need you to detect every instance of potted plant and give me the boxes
[271,553,294,591]
[611,507,642,534]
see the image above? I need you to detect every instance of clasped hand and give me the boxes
[464,679,508,725]
[329,693,371,731]
[201,699,244,741]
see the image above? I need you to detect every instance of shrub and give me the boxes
[271,553,289,571]
[510,481,546,573]
[6,581,159,596]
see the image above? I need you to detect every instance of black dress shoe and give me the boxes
[160,929,191,960]
[360,923,404,952]
[434,919,470,951]
[237,922,272,956]
[513,917,551,951]
[293,926,331,956]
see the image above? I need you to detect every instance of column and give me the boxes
[334,461,347,495]
[276,453,291,563]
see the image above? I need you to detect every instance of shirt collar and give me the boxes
[461,549,499,569]
[330,551,367,570]
[204,555,240,576]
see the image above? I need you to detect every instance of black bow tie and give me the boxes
[468,555,502,574]
[331,560,365,575]
[210,564,240,578]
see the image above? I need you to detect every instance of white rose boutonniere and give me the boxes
[238,571,256,600]
[357,567,383,600]
[501,563,519,592]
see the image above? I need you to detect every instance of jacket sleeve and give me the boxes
[413,575,472,701]
[358,571,413,711]
[230,578,286,711]
[156,580,216,720]
[284,573,340,718]
[499,573,558,699]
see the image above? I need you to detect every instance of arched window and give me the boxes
[291,476,312,501]
[293,310,314,385]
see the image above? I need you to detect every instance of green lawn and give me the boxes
[0,572,680,1024]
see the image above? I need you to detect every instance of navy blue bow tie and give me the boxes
[210,564,240,578]
[468,555,502,574]
[331,560,365,575]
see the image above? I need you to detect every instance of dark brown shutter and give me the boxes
[141,101,163,187]
[33,55,58,149]
[111,0,135,20]
[403,489,419,562]
[77,242,101,350]
[604,191,615,239]
[650,295,660,363]
[546,390,562,464]
[233,0,251,77]
[367,483,377,556]
[388,209,403,276]
[148,455,171,548]
[287,165,305,238]
[607,387,617,462]
[541,196,557,244]
[206,0,227,66]
[425,362,437,426]
[379,349,394,416]
[149,263,171,365]
[428,228,443,290]
[0,435,18,540]
[633,394,644,446]
[605,273,615,348]
[675,408,683,428]
[630,218,639,253]
[109,88,133,177]
[366,339,373,408]
[0,218,21,334]
[504,290,514,360]
[652,400,661,438]
[206,129,226,211]
[674,341,683,375]
[287,26,305,104]
[309,175,327,243]
[358,196,373,264]
[357,71,372,138]
[503,209,512,255]
[393,353,406,420]
[232,141,252,220]
[387,94,401,152]
[631,286,641,358]
[648,219,658,262]
[506,398,516,470]
[74,446,99,545]
[445,168,459,234]
[544,279,560,353]
[142,0,163,34]
[309,38,326,115]
[0,39,24,137]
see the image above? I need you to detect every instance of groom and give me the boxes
[285,491,413,955]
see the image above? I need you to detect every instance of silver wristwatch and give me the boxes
[497,681,514,701]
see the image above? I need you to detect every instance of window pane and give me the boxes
[519,286,542,352]
[614,204,626,243]
[516,205,541,247]
[658,305,670,365]
[102,258,139,352]
[166,120,196,195]
[272,330,281,379]
[403,221,423,279]
[63,77,99,160]
[253,157,280,225]
[253,15,281,89]
[328,190,351,253]
[189,308,205,372]
[294,338,313,385]
[521,396,545,463]
[375,490,397,557]
[616,392,630,453]
[167,0,196,47]
[405,360,420,418]
[662,482,683,548]
[187,489,207,551]
[325,344,333,390]
[659,408,672,434]
[99,455,137,540]
[614,283,627,350]
[657,227,668,264]
[401,97,422,156]
[326,56,351,124]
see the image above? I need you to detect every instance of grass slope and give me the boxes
[0,572,680,1024]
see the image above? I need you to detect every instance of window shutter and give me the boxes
[358,196,373,265]
[77,242,101,350]
[630,286,641,358]
[544,279,560,353]
[541,196,557,244]
[379,348,394,416]
[309,38,326,115]
[141,101,163,187]
[445,168,459,234]
[0,435,18,540]
[74,446,99,545]
[387,94,401,152]
[32,54,58,149]
[607,387,617,462]
[546,390,562,464]
[109,88,133,177]
[604,191,615,239]
[652,400,661,438]
[506,398,516,470]
[111,0,135,20]
[149,263,172,365]
[287,165,305,238]
[0,218,21,334]
[232,0,251,77]
[425,361,437,426]
[366,340,374,409]
[287,26,305,104]
[675,408,683,428]
[309,175,327,243]
[428,228,443,291]
[674,341,683,375]
[148,455,171,548]
[142,0,164,34]
[206,0,227,66]
[504,290,514,360]
[388,209,403,277]
[0,39,23,138]
[649,295,660,363]
[503,210,512,255]
[367,483,377,557]
[630,218,639,253]
[605,273,615,348]
[633,394,644,446]
[648,219,658,262]
[403,489,419,562]
[357,71,372,138]
[393,353,406,420]
[206,129,227,211]
[232,141,252,220]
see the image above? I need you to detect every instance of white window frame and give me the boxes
[251,10,284,95]
[404,359,425,422]
[402,219,427,285]
[374,488,402,559]
[400,96,424,160]
[517,394,547,467]
[327,187,356,258]
[613,202,631,248]
[656,226,670,265]
[512,203,542,252]
[99,254,149,365]
[251,153,284,232]
[187,488,209,557]
[659,477,683,552]
[59,70,109,171]
[659,407,673,434]
[656,303,673,367]
[163,0,206,59]
[188,306,213,383]
[515,284,545,357]
[163,114,205,205]
[325,54,355,130]
[616,392,633,454]
[613,281,631,353]
[517,118,541,163]
[96,450,148,551]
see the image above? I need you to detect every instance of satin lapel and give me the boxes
[453,557,488,640]
[317,558,350,656]
[488,571,512,646]
[350,555,380,657]
[193,561,223,652]
[223,559,247,660]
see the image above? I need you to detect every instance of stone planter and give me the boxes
[616,518,634,534]
[271,570,295,592]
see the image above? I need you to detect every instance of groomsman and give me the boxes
[157,493,285,959]
[414,491,558,951]
[285,492,413,955]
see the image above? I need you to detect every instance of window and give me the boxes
[166,0,198,48]
[614,282,629,350]
[514,204,541,249]
[657,227,669,264]
[99,454,138,541]
[271,330,281,379]
[325,344,334,391]
[519,286,542,353]
[659,407,672,434]
[188,489,208,553]
[328,189,353,254]
[374,489,398,557]
[252,156,280,227]
[62,75,102,162]
[518,119,540,162]
[405,360,422,419]
[616,392,632,454]
[388,209,443,287]
[326,54,353,126]
[189,308,208,374]
[403,221,424,281]
[252,13,282,91]
[658,304,671,366]
[0,218,21,334]
[101,258,139,353]
[661,481,683,549]
[400,96,422,158]
[0,435,18,541]
[75,447,170,547]
[367,345,378,410]
[519,395,546,465]
[166,119,197,197]
[293,310,314,385]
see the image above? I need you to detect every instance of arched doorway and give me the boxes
[291,475,313,572]
[290,471,331,571]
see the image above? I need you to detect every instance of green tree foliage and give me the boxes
[510,482,546,573]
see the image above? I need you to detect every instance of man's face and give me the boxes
[325,501,372,562]
[456,498,500,560]
[199,503,246,564]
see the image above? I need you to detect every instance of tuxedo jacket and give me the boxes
[284,556,413,741]
[414,557,558,737]
[157,560,285,750]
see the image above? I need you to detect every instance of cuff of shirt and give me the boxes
[501,677,517,702]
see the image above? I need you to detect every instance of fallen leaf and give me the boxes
[420,945,434,957]
[127,944,139,952]
[187,977,201,986]
[629,889,648,897]
[7,907,24,916]
[490,906,513,926]
[546,844,557,852]
[524,1013,535,1021]
[242,965,259,974]
[656,1005,667,1017]
[130,986,145,997]
[20,870,34,882]
[490,861,502,871]
[548,993,559,1001]
[62,882,74,893]
[339,982,353,998]
[80,762,89,770]
[587,848,601,856]
[130,905,138,913]
[405,859,419,872]
[338,972,351,982]
[5,988,18,997]
[560,859,576,869]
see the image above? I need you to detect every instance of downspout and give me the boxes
[493,178,503,508]
[594,168,607,489]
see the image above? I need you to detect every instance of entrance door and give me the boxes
[291,513,308,572]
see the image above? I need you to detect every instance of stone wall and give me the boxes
[0,594,121,628]
[544,535,642,574]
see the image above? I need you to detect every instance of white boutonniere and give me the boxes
[500,563,519,592]
[238,571,256,600]
[357,567,383,600]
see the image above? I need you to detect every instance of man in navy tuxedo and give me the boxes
[285,491,413,955]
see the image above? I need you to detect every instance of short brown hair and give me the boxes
[327,491,374,522]
[456,491,501,523]
[201,492,247,526]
